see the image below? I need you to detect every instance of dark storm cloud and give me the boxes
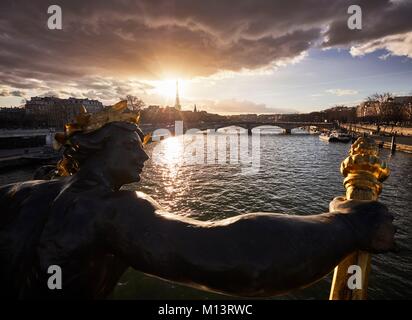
[324,0,412,47]
[0,0,411,92]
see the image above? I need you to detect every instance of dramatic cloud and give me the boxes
[324,1,412,47]
[0,0,411,107]
[350,31,412,59]
[0,0,323,82]
[323,0,412,59]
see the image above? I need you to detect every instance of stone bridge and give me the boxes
[141,121,334,135]
[188,121,333,135]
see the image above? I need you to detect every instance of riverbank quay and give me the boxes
[340,123,412,136]
[0,129,60,170]
[0,147,60,170]
[0,129,52,149]
[372,136,412,153]
[341,123,412,153]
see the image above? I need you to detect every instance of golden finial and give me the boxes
[330,136,391,300]
[341,136,390,200]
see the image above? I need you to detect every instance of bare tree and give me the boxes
[366,92,396,124]
[383,101,404,124]
[398,96,412,123]
[405,104,412,123]
[122,95,145,111]
[367,92,394,104]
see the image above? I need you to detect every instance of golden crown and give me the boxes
[54,100,140,148]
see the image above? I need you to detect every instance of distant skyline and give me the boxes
[0,0,411,114]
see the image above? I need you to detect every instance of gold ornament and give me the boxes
[54,100,140,149]
[340,136,390,200]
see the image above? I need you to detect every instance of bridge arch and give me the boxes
[251,125,285,134]
[214,125,248,133]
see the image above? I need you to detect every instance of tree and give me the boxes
[367,92,394,104]
[402,93,412,122]
[366,92,396,124]
[122,95,145,111]
[406,107,412,123]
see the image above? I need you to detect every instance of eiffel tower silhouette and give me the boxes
[174,80,181,110]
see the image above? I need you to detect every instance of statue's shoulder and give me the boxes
[106,190,162,213]
[0,179,63,200]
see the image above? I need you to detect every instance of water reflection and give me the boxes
[151,136,185,196]
[160,136,183,177]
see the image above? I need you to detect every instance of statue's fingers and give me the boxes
[329,196,347,212]
[332,196,346,203]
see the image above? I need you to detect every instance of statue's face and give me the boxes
[105,131,149,186]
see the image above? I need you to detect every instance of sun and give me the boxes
[153,79,187,99]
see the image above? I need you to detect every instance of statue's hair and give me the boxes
[57,121,144,176]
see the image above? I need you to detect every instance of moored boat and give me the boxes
[319,131,352,143]
[319,132,330,141]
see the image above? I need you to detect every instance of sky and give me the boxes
[0,0,411,114]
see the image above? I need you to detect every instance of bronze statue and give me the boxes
[0,103,396,299]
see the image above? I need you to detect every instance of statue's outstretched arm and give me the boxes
[103,192,394,297]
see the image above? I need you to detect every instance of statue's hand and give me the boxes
[330,196,397,254]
